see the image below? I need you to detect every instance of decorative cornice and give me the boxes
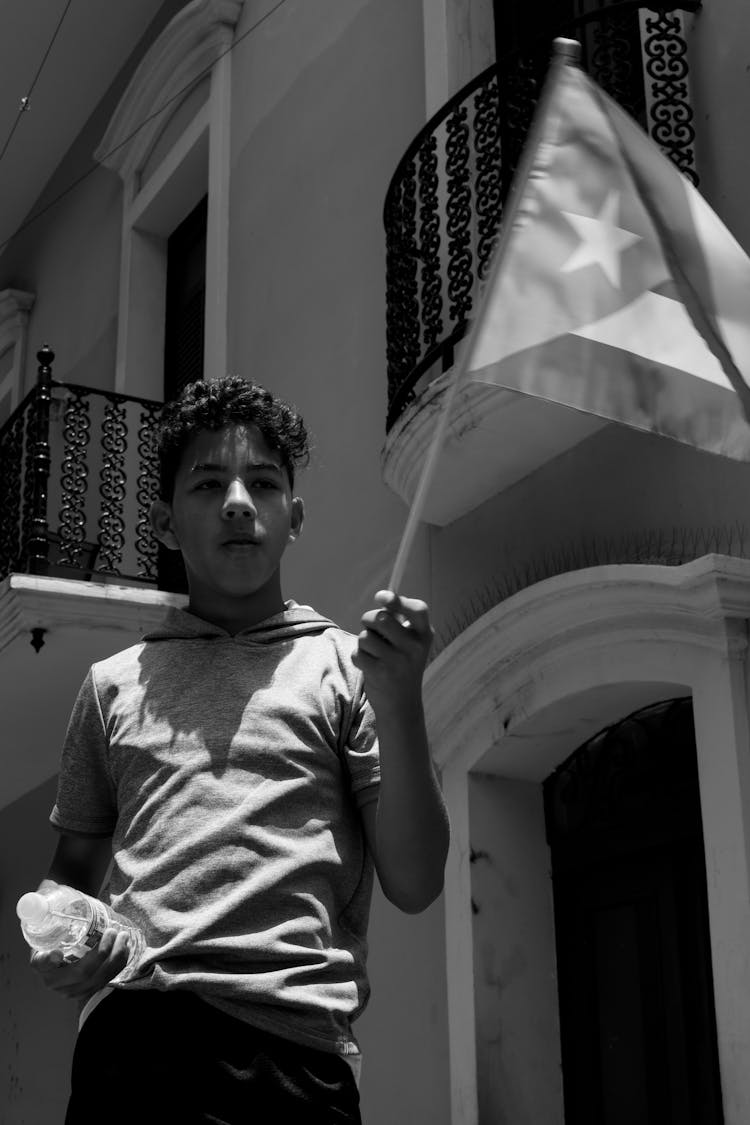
[94,0,244,182]
[0,288,35,319]
[0,288,35,339]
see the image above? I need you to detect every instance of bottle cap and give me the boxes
[16,892,50,925]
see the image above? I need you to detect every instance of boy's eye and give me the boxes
[194,479,222,490]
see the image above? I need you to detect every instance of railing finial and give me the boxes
[36,344,55,370]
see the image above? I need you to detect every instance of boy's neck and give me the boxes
[186,581,286,635]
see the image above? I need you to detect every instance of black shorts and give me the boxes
[65,989,362,1125]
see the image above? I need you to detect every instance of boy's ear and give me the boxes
[149,499,181,550]
[289,497,305,542]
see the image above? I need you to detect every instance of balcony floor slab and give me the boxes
[382,369,607,526]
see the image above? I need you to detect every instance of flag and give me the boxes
[467,50,750,459]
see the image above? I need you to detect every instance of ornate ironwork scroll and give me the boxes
[26,347,53,575]
[641,8,697,183]
[445,103,473,328]
[473,72,502,283]
[382,1,702,433]
[0,400,29,574]
[57,389,91,568]
[135,402,162,580]
[418,133,443,351]
[586,6,641,120]
[384,157,422,423]
[96,398,128,574]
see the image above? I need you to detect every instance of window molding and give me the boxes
[0,288,35,421]
[95,0,241,184]
[422,0,495,116]
[95,0,242,398]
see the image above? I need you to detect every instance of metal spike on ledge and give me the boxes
[30,627,47,653]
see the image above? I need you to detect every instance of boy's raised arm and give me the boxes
[353,591,450,914]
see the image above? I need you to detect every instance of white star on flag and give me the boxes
[560,190,641,288]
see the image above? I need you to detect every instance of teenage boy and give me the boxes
[31,377,449,1125]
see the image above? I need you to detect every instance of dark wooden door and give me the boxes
[545,699,724,1125]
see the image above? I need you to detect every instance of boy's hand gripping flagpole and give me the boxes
[387,37,582,594]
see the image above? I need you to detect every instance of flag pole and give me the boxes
[387,38,582,593]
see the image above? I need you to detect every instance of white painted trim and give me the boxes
[381,367,605,526]
[0,573,187,656]
[94,0,243,181]
[127,104,211,233]
[204,49,232,383]
[101,0,243,397]
[421,0,496,116]
[0,288,35,404]
[442,764,479,1125]
[426,555,750,1124]
[422,0,452,116]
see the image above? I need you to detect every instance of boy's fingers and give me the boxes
[357,629,391,660]
[372,591,432,640]
[30,949,64,973]
[31,929,131,996]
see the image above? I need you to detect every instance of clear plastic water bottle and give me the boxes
[17,883,145,983]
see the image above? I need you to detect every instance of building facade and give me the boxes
[1,1,750,1122]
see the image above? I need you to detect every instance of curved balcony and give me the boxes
[382,1,700,523]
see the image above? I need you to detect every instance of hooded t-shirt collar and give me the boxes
[143,601,336,644]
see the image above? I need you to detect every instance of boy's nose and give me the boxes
[222,481,256,518]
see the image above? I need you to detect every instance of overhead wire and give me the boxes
[0,0,75,169]
[0,0,290,257]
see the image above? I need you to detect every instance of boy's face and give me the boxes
[150,423,304,625]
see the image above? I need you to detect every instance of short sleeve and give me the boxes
[342,678,380,810]
[50,667,117,838]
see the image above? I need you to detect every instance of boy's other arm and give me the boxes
[353,591,450,914]
[31,833,130,999]
[42,831,112,897]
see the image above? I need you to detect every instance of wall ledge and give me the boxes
[0,574,187,656]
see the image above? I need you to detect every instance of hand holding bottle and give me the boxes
[20,881,145,999]
[30,929,133,999]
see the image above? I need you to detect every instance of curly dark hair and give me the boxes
[155,376,310,500]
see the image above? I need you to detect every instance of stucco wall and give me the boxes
[429,422,750,646]
[226,3,451,1122]
[688,0,750,251]
[227,0,432,632]
[1,778,77,1125]
[0,0,186,394]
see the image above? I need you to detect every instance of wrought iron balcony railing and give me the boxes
[0,347,165,587]
[383,1,701,431]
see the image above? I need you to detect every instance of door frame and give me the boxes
[424,555,750,1125]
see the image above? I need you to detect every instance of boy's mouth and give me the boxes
[222,535,260,547]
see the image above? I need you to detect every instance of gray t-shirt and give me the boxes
[50,603,380,1056]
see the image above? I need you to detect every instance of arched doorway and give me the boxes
[544,697,724,1124]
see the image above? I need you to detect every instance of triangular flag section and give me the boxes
[468,56,750,459]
